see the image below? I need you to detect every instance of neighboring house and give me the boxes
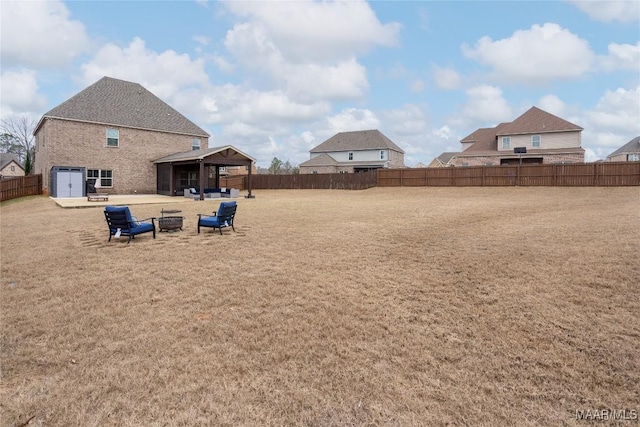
[33,76,210,196]
[0,153,25,178]
[432,107,584,167]
[606,136,640,162]
[299,129,405,174]
[427,152,457,168]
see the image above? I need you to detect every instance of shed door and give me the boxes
[56,171,84,197]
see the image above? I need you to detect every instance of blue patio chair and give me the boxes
[104,206,156,243]
[197,201,237,235]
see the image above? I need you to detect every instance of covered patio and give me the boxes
[154,145,255,200]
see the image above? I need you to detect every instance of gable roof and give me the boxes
[460,123,511,153]
[607,136,640,158]
[35,76,209,137]
[153,145,255,164]
[299,153,339,167]
[0,153,24,171]
[310,129,405,154]
[497,106,582,136]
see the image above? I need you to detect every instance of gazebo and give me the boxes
[153,145,255,199]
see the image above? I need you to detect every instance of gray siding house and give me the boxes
[299,129,405,174]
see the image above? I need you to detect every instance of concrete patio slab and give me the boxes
[53,194,193,209]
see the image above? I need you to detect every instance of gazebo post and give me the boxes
[246,161,254,198]
[198,159,205,200]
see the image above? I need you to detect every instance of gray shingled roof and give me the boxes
[607,136,640,157]
[310,129,405,153]
[299,153,338,167]
[36,76,209,137]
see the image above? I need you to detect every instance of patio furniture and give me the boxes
[88,193,109,202]
[197,201,237,235]
[104,206,156,243]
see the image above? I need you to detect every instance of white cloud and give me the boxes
[538,95,566,117]
[433,66,461,90]
[381,104,428,136]
[223,0,400,64]
[0,69,47,117]
[580,86,640,160]
[584,86,640,133]
[568,0,640,23]
[410,80,426,93]
[461,85,513,125]
[599,42,640,72]
[80,38,209,101]
[281,58,369,102]
[463,23,594,84]
[0,0,89,68]
[221,0,399,102]
[326,108,381,135]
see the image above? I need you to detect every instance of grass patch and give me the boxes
[1,187,638,426]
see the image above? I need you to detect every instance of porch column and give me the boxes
[246,161,254,198]
[169,163,175,196]
[198,159,205,200]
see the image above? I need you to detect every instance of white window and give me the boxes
[88,169,113,187]
[531,135,541,147]
[11,165,15,171]
[502,137,511,149]
[312,171,318,174]
[192,138,201,150]
[628,154,640,161]
[106,128,119,147]
[348,151,354,160]
[380,150,386,160]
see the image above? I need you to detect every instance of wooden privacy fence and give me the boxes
[0,175,42,202]
[378,162,640,187]
[250,170,378,190]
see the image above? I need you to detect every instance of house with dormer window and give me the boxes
[431,107,584,167]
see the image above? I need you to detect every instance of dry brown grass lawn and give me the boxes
[1,187,639,426]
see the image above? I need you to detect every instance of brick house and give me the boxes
[0,153,25,179]
[33,76,210,196]
[299,129,405,174]
[606,136,640,162]
[432,107,584,167]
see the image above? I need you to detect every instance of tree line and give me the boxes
[268,157,299,175]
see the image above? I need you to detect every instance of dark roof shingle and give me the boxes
[607,136,640,158]
[497,106,582,135]
[38,76,209,137]
[310,129,405,153]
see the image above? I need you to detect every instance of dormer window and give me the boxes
[502,137,510,149]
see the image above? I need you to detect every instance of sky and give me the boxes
[1,0,639,168]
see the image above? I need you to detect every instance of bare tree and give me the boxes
[1,116,36,174]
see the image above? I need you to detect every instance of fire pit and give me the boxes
[158,209,183,232]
